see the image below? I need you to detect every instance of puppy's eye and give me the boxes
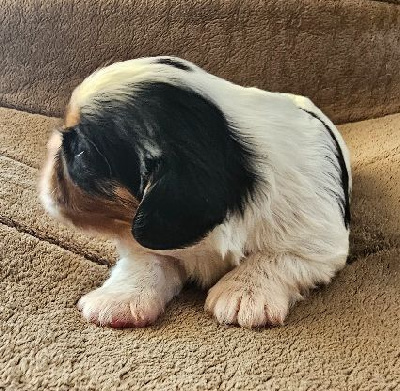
[61,127,114,196]
[62,128,80,154]
[62,129,91,174]
[62,129,91,164]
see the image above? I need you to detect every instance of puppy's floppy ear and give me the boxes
[125,82,256,250]
[132,162,228,250]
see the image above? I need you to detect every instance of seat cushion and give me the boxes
[1,107,399,389]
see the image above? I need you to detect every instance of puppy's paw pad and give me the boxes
[205,280,288,328]
[77,288,164,328]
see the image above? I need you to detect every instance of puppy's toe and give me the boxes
[205,279,288,328]
[78,287,164,328]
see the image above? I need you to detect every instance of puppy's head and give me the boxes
[39,124,139,237]
[40,61,255,250]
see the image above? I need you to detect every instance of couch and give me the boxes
[1,0,399,389]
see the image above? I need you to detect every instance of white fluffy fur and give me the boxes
[55,56,351,328]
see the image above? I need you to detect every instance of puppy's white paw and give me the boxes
[205,278,289,328]
[77,287,164,328]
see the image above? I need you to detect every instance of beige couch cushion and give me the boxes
[1,107,399,389]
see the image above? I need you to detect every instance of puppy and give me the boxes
[40,56,351,328]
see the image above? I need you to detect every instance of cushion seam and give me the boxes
[0,217,111,267]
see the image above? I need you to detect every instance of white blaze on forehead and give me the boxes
[69,60,147,111]
[68,57,192,114]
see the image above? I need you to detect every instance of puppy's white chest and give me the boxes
[168,244,238,288]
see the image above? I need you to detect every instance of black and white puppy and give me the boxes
[40,56,351,328]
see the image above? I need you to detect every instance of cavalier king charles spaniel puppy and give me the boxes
[40,56,351,328]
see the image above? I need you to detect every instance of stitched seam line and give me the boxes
[0,216,111,267]
[0,153,112,267]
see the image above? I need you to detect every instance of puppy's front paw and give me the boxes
[77,287,164,328]
[205,278,289,328]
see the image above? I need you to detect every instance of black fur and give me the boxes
[156,58,192,71]
[61,82,256,250]
[301,109,351,228]
[62,125,142,197]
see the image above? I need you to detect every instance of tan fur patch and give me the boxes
[64,104,80,127]
[48,155,139,236]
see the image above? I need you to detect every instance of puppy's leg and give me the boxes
[205,252,346,328]
[78,254,185,328]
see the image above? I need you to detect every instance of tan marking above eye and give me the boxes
[64,104,80,127]
[114,186,139,207]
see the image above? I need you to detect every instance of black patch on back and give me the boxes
[156,58,192,71]
[301,109,351,229]
[62,82,256,250]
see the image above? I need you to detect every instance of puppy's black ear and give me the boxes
[128,82,256,250]
[132,163,228,250]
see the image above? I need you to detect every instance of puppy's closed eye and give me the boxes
[61,126,114,195]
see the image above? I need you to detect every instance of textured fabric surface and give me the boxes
[1,107,399,390]
[1,0,400,124]
[373,0,400,4]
